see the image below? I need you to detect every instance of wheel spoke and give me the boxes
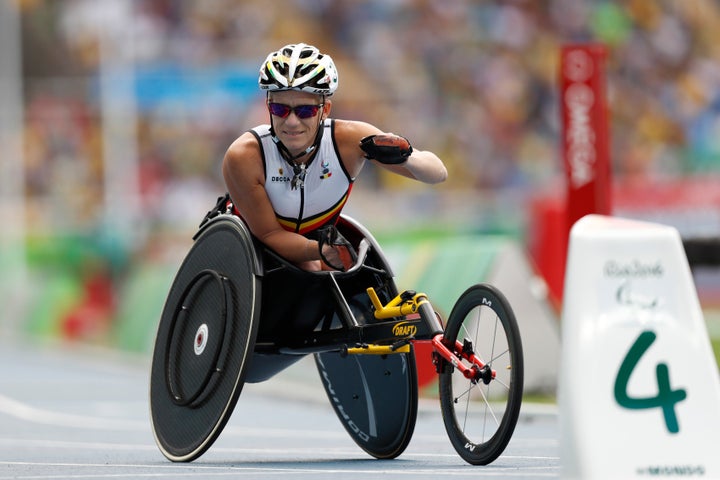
[453,377,501,436]
[476,384,501,428]
[491,377,511,390]
[487,348,510,367]
[438,284,523,465]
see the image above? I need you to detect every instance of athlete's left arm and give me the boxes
[381,148,448,184]
[335,120,448,184]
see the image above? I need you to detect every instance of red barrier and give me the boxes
[561,44,612,228]
[531,44,612,307]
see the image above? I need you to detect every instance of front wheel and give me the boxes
[438,284,524,465]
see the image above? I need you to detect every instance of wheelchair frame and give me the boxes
[150,210,524,466]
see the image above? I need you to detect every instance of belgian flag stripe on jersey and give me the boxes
[276,188,351,234]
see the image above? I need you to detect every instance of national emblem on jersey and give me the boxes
[320,160,332,180]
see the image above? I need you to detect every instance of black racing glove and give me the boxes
[317,225,357,272]
[359,134,413,165]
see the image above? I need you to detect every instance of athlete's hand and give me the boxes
[318,226,357,271]
[359,134,413,165]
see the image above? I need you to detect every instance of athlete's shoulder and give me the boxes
[249,123,272,138]
[226,129,263,156]
[223,129,266,182]
[332,119,382,143]
[331,120,383,177]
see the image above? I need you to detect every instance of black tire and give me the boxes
[150,215,262,462]
[438,284,523,465]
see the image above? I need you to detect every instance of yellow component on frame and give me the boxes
[345,344,411,355]
[366,287,430,320]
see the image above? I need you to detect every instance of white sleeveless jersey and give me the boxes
[250,120,354,235]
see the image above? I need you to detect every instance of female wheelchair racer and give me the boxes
[150,43,523,466]
[149,197,524,466]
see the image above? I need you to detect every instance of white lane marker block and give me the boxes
[558,214,720,479]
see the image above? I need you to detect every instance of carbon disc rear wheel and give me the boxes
[150,216,261,462]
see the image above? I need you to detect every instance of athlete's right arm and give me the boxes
[222,133,321,269]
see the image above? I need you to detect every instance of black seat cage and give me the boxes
[198,213,438,356]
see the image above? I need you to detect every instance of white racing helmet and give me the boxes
[259,43,339,96]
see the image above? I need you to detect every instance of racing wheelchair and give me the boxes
[149,198,524,466]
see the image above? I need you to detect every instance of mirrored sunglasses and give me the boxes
[268,103,323,119]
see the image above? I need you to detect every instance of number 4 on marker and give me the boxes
[614,330,687,434]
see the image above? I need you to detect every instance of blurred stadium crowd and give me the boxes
[8,0,720,342]
[20,0,720,229]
